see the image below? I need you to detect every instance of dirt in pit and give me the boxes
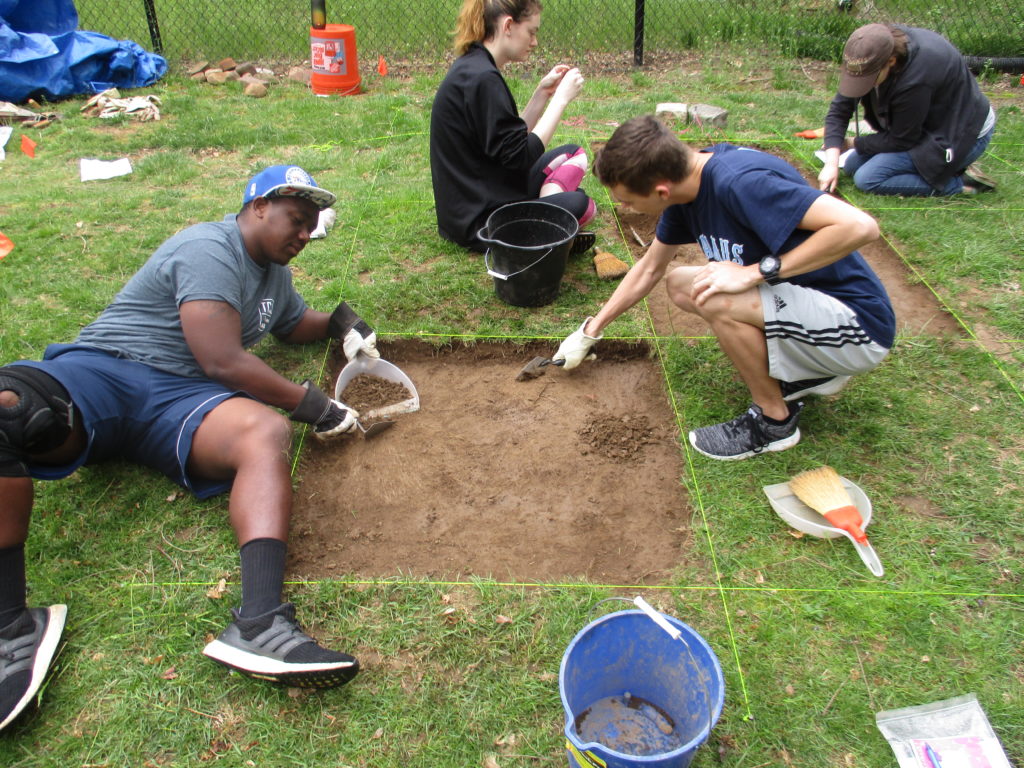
[290,341,690,584]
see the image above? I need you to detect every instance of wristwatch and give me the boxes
[759,255,783,286]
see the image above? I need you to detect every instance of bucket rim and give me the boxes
[558,608,725,762]
[478,200,579,251]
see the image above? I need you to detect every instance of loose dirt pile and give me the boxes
[577,414,659,461]
[339,374,412,413]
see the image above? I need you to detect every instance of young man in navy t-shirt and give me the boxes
[554,115,895,460]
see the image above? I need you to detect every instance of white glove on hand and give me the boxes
[553,317,602,370]
[343,327,379,362]
[312,398,359,441]
[290,380,359,441]
[327,302,381,362]
[310,207,337,239]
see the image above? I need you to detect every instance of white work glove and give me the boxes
[327,301,380,362]
[310,207,337,239]
[553,317,602,370]
[290,380,359,441]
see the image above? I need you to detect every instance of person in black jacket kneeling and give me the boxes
[819,23,996,197]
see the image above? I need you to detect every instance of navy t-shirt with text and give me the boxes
[656,144,895,347]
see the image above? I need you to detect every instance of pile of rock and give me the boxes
[187,59,289,98]
[656,102,729,130]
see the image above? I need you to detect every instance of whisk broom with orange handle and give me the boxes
[788,465,868,544]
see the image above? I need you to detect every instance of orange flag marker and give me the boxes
[377,55,388,76]
[20,133,36,158]
[0,231,14,259]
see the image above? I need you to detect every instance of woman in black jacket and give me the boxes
[820,23,996,196]
[429,0,595,252]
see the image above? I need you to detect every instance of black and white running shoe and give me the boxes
[689,402,803,461]
[0,604,67,731]
[203,602,358,688]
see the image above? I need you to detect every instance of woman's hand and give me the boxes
[551,67,584,105]
[537,64,570,96]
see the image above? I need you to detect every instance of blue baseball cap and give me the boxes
[242,165,336,210]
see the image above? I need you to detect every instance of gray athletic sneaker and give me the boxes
[0,605,67,731]
[779,375,850,402]
[203,602,358,688]
[689,402,803,461]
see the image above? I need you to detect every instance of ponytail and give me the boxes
[453,0,543,56]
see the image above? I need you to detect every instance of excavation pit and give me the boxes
[289,341,691,584]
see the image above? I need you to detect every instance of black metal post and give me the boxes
[142,0,163,55]
[633,0,645,66]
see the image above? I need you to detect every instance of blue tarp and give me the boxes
[0,0,167,103]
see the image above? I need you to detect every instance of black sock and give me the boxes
[238,538,287,618]
[0,544,28,629]
[762,404,797,426]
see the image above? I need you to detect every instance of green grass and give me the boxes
[1,45,1023,767]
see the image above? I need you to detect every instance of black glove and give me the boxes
[327,302,379,362]
[290,380,358,440]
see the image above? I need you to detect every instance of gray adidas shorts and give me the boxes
[760,282,890,382]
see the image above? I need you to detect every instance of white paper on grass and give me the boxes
[813,148,855,170]
[0,126,12,161]
[80,157,133,181]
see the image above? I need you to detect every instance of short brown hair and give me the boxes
[593,115,693,195]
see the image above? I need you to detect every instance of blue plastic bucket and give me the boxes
[559,609,724,768]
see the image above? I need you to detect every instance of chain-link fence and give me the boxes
[77,0,1024,71]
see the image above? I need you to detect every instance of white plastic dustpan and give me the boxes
[763,477,884,578]
[334,353,420,421]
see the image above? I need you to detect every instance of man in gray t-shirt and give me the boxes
[0,166,379,730]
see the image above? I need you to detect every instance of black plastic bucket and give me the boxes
[478,200,578,307]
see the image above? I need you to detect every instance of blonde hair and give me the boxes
[453,0,543,56]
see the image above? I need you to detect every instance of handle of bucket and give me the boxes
[633,596,717,748]
[634,596,682,641]
[483,246,555,281]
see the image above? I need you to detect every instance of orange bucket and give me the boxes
[310,24,361,96]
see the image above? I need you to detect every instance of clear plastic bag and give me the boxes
[876,693,1013,768]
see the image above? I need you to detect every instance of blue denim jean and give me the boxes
[843,126,994,196]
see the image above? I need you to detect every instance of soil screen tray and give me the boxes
[290,341,690,584]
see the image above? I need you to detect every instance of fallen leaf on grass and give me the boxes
[788,530,806,539]
[495,614,513,624]
[206,578,227,599]
[161,666,178,680]
[483,756,501,768]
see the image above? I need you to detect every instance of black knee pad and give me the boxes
[0,365,75,477]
